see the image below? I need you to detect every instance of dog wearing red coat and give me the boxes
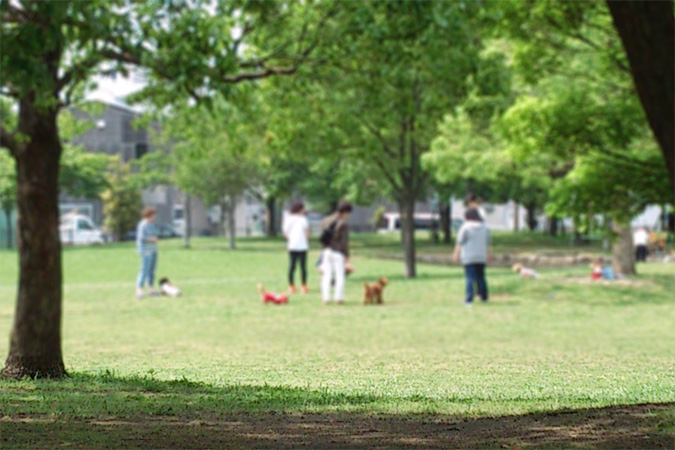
[258,283,288,305]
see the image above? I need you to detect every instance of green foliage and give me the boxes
[269,1,489,207]
[59,144,114,199]
[488,0,672,230]
[0,151,16,213]
[101,162,143,240]
[163,97,263,207]
[547,139,671,223]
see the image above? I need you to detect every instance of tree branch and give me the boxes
[372,154,403,194]
[361,120,396,158]
[1,5,27,24]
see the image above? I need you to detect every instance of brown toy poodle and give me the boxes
[363,277,388,305]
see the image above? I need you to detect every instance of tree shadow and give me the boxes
[1,374,672,449]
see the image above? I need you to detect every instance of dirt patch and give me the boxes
[374,252,604,268]
[3,403,673,449]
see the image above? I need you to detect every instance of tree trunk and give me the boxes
[227,196,236,250]
[219,202,226,238]
[439,200,451,244]
[266,196,277,238]
[2,103,66,379]
[513,201,520,232]
[607,0,675,203]
[399,198,416,278]
[183,195,191,249]
[547,216,558,236]
[611,221,636,276]
[526,202,537,231]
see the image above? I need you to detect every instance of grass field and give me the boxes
[0,234,673,449]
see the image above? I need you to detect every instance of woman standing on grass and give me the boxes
[283,201,310,294]
[453,208,492,306]
[319,201,353,305]
[136,206,159,299]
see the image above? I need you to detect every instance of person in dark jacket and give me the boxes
[319,201,353,304]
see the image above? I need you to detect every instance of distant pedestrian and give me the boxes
[453,208,492,305]
[282,201,310,294]
[464,193,486,221]
[633,226,649,262]
[319,201,353,304]
[136,206,159,298]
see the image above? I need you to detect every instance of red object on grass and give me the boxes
[262,292,288,304]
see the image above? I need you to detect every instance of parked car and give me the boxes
[59,213,105,245]
[377,212,440,233]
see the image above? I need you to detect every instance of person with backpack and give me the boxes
[319,201,353,304]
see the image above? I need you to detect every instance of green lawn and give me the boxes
[0,235,673,448]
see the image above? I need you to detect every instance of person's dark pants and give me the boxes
[463,263,488,303]
[289,251,308,286]
[635,245,648,262]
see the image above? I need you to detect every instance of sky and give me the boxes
[86,73,146,109]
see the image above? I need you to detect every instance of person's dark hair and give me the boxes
[464,208,482,222]
[464,193,478,206]
[289,201,304,214]
[337,201,353,214]
[142,206,157,219]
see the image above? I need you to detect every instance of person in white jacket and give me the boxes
[283,201,310,293]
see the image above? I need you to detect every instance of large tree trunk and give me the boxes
[399,198,416,278]
[611,221,636,276]
[607,0,675,203]
[2,102,66,379]
[513,202,520,232]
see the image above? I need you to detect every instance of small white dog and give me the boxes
[159,277,182,297]
[512,263,540,279]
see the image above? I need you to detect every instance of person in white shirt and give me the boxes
[283,201,310,293]
[633,226,650,262]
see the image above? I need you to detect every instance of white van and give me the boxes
[378,212,439,233]
[59,213,105,245]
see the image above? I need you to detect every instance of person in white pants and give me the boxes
[320,201,353,304]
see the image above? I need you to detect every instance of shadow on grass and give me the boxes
[1,373,673,449]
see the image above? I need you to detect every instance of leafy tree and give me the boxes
[0,151,16,248]
[546,136,669,273]
[170,100,262,250]
[101,162,143,241]
[58,109,114,200]
[492,0,672,274]
[280,1,487,277]
[0,0,328,378]
[259,76,372,223]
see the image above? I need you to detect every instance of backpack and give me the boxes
[319,219,338,247]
